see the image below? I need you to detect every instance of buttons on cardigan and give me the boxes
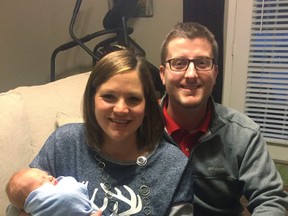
[136,156,147,166]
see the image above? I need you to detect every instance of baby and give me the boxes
[6,168,97,216]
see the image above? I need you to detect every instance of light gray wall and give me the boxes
[0,0,182,92]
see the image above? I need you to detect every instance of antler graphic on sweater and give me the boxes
[83,181,108,211]
[90,188,109,211]
[89,183,143,215]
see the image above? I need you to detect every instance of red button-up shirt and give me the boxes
[163,100,211,157]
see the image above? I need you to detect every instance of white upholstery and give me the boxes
[0,72,90,214]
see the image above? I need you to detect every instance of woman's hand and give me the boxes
[91,210,102,216]
[19,210,102,216]
[19,211,101,216]
[19,211,30,216]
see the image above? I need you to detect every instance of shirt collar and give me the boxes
[163,97,212,135]
[163,99,181,134]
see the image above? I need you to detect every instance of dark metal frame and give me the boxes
[50,0,164,93]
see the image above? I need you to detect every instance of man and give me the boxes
[159,22,288,215]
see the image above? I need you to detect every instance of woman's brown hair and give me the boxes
[83,49,164,151]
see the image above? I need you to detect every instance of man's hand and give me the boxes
[91,210,102,216]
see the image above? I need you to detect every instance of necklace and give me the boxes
[94,153,151,215]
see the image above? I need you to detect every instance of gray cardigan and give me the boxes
[161,95,288,215]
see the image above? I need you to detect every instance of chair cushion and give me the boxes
[0,92,32,213]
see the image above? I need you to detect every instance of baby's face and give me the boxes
[25,168,58,192]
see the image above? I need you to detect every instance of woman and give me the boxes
[8,49,194,215]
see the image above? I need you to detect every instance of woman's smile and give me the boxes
[109,118,131,125]
[94,70,145,143]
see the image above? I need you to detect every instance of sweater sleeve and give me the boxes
[240,128,288,215]
[168,203,194,216]
[166,149,194,215]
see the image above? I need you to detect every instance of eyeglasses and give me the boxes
[165,57,215,72]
